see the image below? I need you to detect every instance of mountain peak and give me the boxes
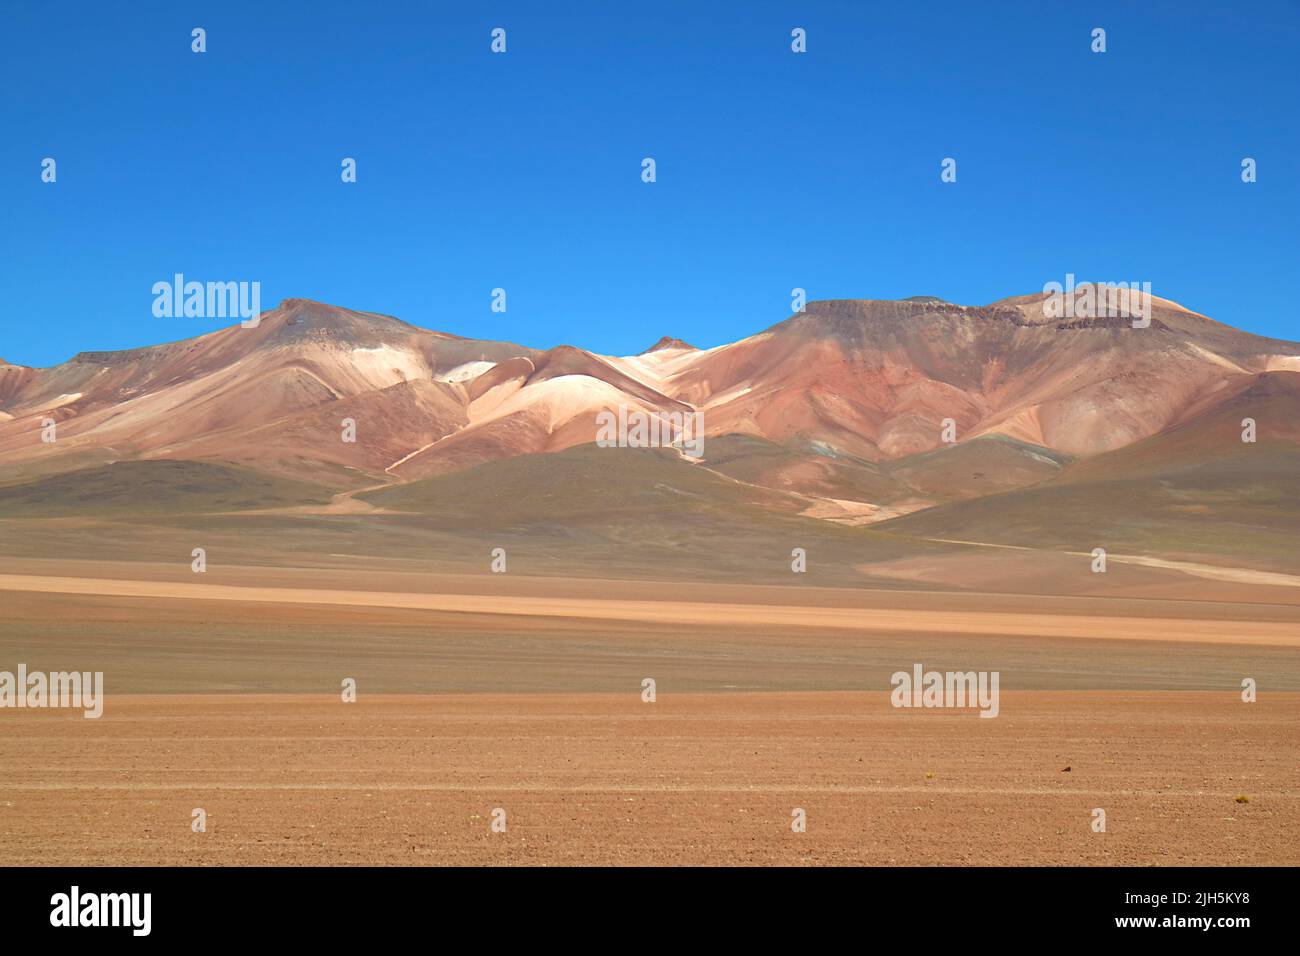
[267,298,422,345]
[276,297,374,323]
[640,336,696,354]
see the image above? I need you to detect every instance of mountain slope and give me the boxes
[0,460,333,517]
[1,292,1296,529]
[876,371,1300,571]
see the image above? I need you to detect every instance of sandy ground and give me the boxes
[1,560,1296,866]
[1,571,1297,647]
[0,692,1295,866]
[2,561,1298,694]
[907,538,1300,589]
[5,512,1300,602]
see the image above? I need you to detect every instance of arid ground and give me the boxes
[1,556,1296,866]
[2,692,1296,866]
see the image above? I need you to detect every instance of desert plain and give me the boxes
[1,553,1297,866]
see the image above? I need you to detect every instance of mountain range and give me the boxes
[1,291,1297,577]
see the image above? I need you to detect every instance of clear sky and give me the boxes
[2,0,1297,367]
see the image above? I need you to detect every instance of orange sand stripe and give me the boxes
[0,573,1295,646]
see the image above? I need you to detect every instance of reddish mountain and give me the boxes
[1,293,1296,516]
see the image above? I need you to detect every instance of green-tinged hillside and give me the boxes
[0,459,333,517]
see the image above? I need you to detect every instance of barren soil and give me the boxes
[1,692,1295,866]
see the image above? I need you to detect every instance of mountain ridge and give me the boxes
[1,294,1296,518]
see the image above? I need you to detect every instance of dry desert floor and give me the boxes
[0,558,1297,865]
[1,692,1296,866]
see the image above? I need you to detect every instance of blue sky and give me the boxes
[2,0,1297,367]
